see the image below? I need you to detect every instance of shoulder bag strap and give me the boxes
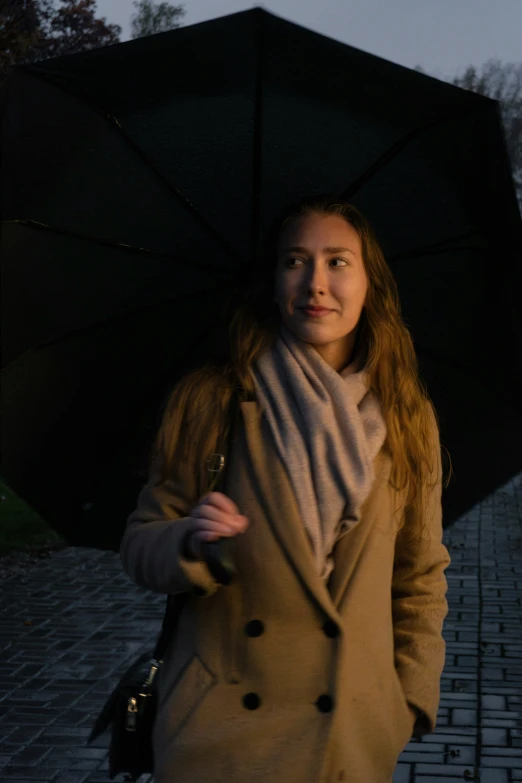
[152,387,240,663]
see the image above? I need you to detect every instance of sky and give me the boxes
[95,0,522,79]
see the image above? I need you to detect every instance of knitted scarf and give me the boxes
[251,324,387,581]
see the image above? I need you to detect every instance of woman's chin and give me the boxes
[286,323,334,346]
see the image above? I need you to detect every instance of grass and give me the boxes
[0,478,63,557]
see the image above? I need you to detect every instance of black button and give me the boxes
[243,692,261,710]
[316,694,333,713]
[245,619,264,637]
[322,620,339,638]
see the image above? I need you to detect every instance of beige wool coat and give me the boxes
[120,394,451,783]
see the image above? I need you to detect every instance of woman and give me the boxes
[120,194,452,783]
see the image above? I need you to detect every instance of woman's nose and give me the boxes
[305,264,327,293]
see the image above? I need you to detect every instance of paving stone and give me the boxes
[392,764,410,782]
[481,757,522,767]
[423,731,476,743]
[52,773,91,783]
[415,763,478,775]
[479,770,510,782]
[451,708,478,725]
[83,774,151,783]
[413,778,467,782]
[443,745,476,764]
[10,743,54,766]
[5,728,45,745]
[0,766,60,779]
[54,760,103,774]
[482,749,522,758]
[39,729,91,738]
[481,728,508,745]
[482,696,508,710]
[481,718,521,728]
[2,692,60,705]
[2,472,522,782]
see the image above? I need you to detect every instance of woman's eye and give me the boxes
[286,257,347,267]
[286,256,348,269]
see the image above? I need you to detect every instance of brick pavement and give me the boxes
[0,471,521,783]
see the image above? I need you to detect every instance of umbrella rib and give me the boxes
[18,68,244,268]
[341,104,490,200]
[389,229,484,264]
[1,284,234,375]
[82,321,228,491]
[250,13,265,263]
[2,219,236,284]
[415,344,522,414]
[391,244,483,264]
[103,112,245,267]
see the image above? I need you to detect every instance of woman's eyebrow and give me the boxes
[281,245,356,255]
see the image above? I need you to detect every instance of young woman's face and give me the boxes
[274,212,368,369]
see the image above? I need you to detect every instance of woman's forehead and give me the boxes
[277,213,361,251]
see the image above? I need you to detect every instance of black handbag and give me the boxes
[87,390,239,780]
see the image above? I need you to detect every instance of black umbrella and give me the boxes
[1,8,521,551]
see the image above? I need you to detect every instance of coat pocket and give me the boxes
[157,653,217,749]
[391,667,414,747]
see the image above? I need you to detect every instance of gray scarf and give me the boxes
[251,324,387,581]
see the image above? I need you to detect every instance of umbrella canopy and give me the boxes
[1,8,521,550]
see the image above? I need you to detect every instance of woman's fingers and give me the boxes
[189,491,249,548]
[193,494,248,531]
[193,518,242,537]
[203,491,240,515]
[193,530,221,543]
[192,503,243,528]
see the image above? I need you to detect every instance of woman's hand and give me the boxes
[185,492,249,560]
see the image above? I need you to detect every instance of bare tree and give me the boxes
[0,0,121,84]
[452,59,521,208]
[0,0,53,82]
[41,0,121,58]
[416,60,522,211]
[130,0,185,39]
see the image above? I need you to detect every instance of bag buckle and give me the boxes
[142,661,159,689]
[125,697,138,732]
[207,453,225,473]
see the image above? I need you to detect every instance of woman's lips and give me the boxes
[299,307,332,318]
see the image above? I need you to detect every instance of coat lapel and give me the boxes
[240,401,342,623]
[327,450,391,608]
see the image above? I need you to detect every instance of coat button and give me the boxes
[322,620,339,638]
[243,692,261,710]
[245,619,264,637]
[315,694,334,713]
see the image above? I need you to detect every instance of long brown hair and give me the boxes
[149,194,452,547]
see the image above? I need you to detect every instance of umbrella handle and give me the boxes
[200,538,237,586]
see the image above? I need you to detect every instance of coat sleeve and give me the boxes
[120,409,221,598]
[391,403,451,737]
